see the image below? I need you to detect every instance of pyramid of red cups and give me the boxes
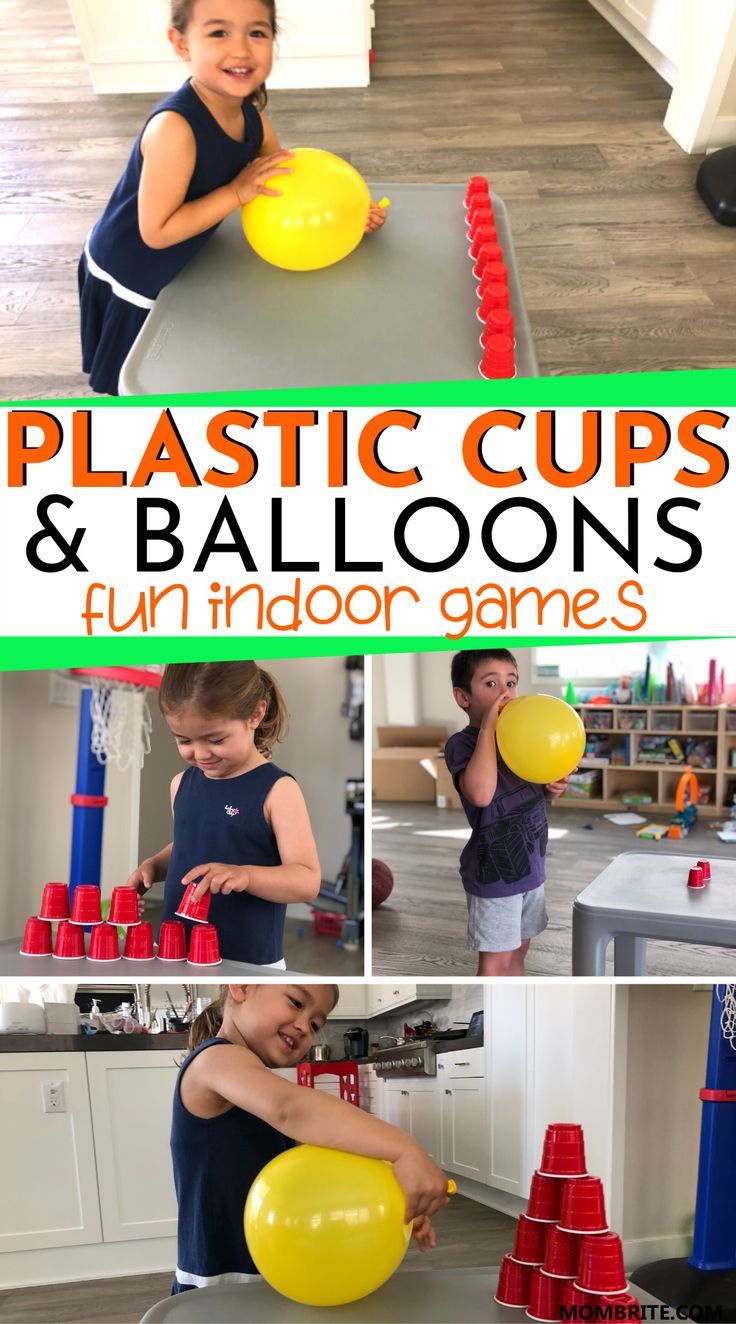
[464,176,516,380]
[19,882,222,966]
[495,1123,642,1320]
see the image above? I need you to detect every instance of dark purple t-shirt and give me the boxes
[444,725,548,898]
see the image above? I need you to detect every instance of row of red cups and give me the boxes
[31,878,213,927]
[498,1229,630,1308]
[464,175,515,380]
[496,1258,640,1320]
[21,916,222,965]
[687,860,712,890]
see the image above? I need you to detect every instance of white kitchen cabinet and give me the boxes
[439,1050,488,1183]
[0,1053,102,1253]
[382,1077,440,1162]
[86,1051,179,1243]
[331,985,368,1019]
[366,984,417,1015]
[486,986,527,1196]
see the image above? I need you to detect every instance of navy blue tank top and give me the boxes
[171,1037,289,1290]
[161,762,291,965]
[88,79,264,301]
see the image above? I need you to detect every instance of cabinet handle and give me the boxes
[437,1063,444,1070]
[392,989,401,996]
[445,1089,452,1095]
[401,1089,409,1096]
[454,1061,470,1066]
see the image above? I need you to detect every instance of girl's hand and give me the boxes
[412,1215,437,1253]
[182,863,251,900]
[126,863,155,892]
[392,1146,450,1223]
[231,150,295,207]
[365,199,387,233]
[546,773,573,797]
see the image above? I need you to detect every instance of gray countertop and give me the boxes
[0,1032,191,1053]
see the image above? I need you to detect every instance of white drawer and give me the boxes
[435,1046,485,1079]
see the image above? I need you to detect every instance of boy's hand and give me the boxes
[479,688,513,735]
[365,199,387,233]
[412,1215,437,1252]
[392,1146,450,1222]
[546,773,573,797]
[182,863,251,900]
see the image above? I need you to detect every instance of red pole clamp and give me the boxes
[699,1088,736,1102]
[70,794,109,808]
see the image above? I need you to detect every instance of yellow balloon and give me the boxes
[496,694,585,784]
[242,147,371,271]
[244,1145,411,1306]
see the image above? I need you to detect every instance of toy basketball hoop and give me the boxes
[65,665,163,773]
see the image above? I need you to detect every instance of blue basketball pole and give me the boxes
[68,688,108,907]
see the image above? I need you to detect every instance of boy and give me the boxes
[445,649,569,976]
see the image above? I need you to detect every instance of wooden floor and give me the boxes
[2,0,734,399]
[372,801,736,976]
[0,1194,514,1323]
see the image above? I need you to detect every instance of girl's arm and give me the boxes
[183,778,321,903]
[458,690,512,807]
[194,1049,450,1222]
[137,111,293,250]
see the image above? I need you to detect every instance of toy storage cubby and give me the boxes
[559,704,736,817]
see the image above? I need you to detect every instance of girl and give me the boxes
[171,983,448,1293]
[79,0,386,396]
[127,661,320,967]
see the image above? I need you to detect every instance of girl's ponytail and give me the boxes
[188,988,226,1049]
[253,667,289,757]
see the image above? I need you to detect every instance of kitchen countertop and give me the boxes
[0,1032,191,1052]
[319,1035,484,1067]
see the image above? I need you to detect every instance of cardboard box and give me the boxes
[435,753,463,811]
[373,725,448,802]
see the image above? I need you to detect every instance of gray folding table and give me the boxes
[572,851,736,975]
[2,938,307,981]
[120,185,538,394]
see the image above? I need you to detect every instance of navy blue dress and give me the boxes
[79,79,264,395]
[160,762,292,965]
[171,1036,291,1292]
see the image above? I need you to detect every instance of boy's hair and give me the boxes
[188,984,340,1050]
[159,661,289,757]
[451,648,519,693]
[169,0,277,111]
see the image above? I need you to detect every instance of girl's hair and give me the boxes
[159,661,289,757]
[169,0,277,111]
[188,984,340,1050]
[451,648,519,693]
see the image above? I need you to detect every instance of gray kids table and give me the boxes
[572,851,736,975]
[1,938,307,981]
[119,184,538,394]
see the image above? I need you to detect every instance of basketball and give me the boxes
[372,859,394,907]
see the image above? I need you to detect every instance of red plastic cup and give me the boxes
[484,259,509,286]
[695,860,711,881]
[108,886,141,926]
[464,175,489,207]
[157,920,188,962]
[469,225,499,261]
[39,882,70,921]
[473,241,505,279]
[480,332,515,380]
[123,921,155,961]
[188,923,222,966]
[527,1266,565,1322]
[482,307,515,345]
[513,1213,549,1265]
[539,1124,588,1178]
[478,281,511,321]
[600,1293,642,1319]
[70,885,103,926]
[542,1225,582,1279]
[468,209,496,239]
[561,1281,598,1315]
[575,1233,628,1296]
[687,866,705,890]
[53,920,86,959]
[559,1177,608,1234]
[176,883,212,924]
[495,1254,534,1308]
[20,916,53,956]
[527,1171,565,1223]
[87,922,120,962]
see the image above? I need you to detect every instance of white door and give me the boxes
[441,1078,488,1182]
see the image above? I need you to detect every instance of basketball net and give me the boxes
[66,666,164,773]
[716,984,736,1050]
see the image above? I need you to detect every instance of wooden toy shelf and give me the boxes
[558,704,736,817]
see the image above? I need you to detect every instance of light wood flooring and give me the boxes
[372,801,736,977]
[2,0,735,399]
[0,1193,514,1323]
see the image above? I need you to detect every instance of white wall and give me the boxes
[373,649,540,738]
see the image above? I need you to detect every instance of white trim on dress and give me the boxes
[84,234,155,311]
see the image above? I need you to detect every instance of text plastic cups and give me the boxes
[87,922,120,962]
[687,866,706,890]
[176,883,212,924]
[527,1266,565,1322]
[513,1213,548,1265]
[495,1254,534,1308]
[70,885,103,926]
[574,1233,628,1296]
[187,923,222,966]
[108,886,141,926]
[527,1171,565,1223]
[539,1124,588,1178]
[559,1176,608,1234]
[157,920,188,963]
[53,921,86,960]
[39,882,70,922]
[542,1225,581,1279]
[123,921,155,962]
[20,916,53,956]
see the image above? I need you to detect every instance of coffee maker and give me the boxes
[343,1026,369,1059]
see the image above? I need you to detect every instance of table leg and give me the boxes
[572,907,609,975]
[613,933,647,976]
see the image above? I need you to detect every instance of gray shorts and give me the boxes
[466,886,548,953]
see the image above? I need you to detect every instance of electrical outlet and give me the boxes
[42,1081,66,1113]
